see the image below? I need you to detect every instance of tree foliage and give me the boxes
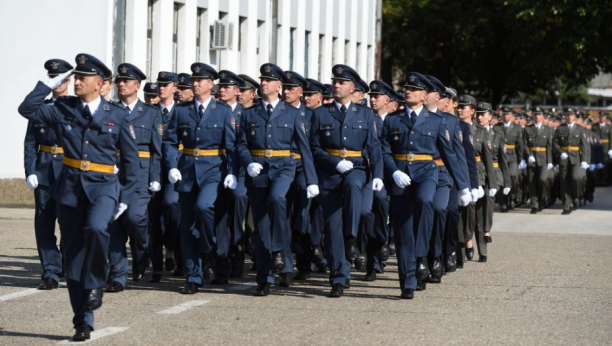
[381,0,612,105]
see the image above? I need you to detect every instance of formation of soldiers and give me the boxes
[19,54,612,341]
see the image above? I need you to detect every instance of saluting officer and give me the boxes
[523,106,554,214]
[19,53,141,341]
[143,82,160,105]
[553,107,590,214]
[476,102,510,262]
[24,59,72,290]
[495,106,525,212]
[236,63,318,296]
[106,63,162,292]
[381,73,471,298]
[456,95,495,266]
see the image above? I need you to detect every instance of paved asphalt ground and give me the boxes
[1,188,611,345]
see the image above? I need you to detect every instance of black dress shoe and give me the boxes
[230,267,243,278]
[211,274,229,285]
[254,283,270,296]
[203,255,215,280]
[478,255,487,262]
[416,280,427,291]
[165,258,176,272]
[329,283,344,298]
[344,279,351,289]
[132,272,143,282]
[456,258,464,269]
[388,240,396,256]
[315,263,328,273]
[105,282,124,293]
[278,273,292,287]
[182,282,199,294]
[416,257,429,281]
[400,289,414,299]
[428,257,442,283]
[445,254,457,273]
[363,270,377,282]
[83,288,103,311]
[378,243,390,262]
[530,208,538,214]
[172,264,185,276]
[312,245,324,264]
[345,238,359,260]
[484,235,492,243]
[294,270,310,280]
[465,247,474,261]
[562,209,572,215]
[272,252,285,273]
[38,278,58,290]
[150,272,162,283]
[354,254,366,271]
[72,323,91,342]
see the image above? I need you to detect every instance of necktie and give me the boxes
[410,111,417,126]
[162,108,169,122]
[266,104,273,117]
[199,104,205,119]
[83,105,92,119]
[126,106,131,114]
[340,105,347,116]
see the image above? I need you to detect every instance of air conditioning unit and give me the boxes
[211,20,233,50]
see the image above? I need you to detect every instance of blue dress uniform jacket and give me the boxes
[18,82,140,207]
[459,121,479,189]
[433,110,470,189]
[163,98,237,191]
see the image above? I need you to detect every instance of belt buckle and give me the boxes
[51,146,59,154]
[407,153,415,161]
[193,148,200,156]
[340,149,348,158]
[80,160,90,171]
[265,149,273,158]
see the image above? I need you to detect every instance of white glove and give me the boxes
[392,170,411,188]
[372,178,384,192]
[168,168,182,184]
[470,188,479,203]
[149,181,161,192]
[26,174,38,190]
[113,165,119,174]
[528,156,536,164]
[478,186,485,198]
[518,160,527,170]
[247,163,263,177]
[43,69,72,90]
[306,184,319,199]
[589,164,596,171]
[580,161,589,170]
[336,160,354,174]
[560,152,568,160]
[113,203,128,220]
[503,187,511,195]
[489,188,498,197]
[458,188,471,207]
[608,150,612,159]
[547,163,553,170]
[597,163,605,170]
[223,174,237,189]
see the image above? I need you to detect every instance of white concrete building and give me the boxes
[0,0,382,178]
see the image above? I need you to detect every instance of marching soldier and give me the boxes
[177,73,194,103]
[593,112,612,186]
[584,120,604,203]
[523,106,554,214]
[303,78,326,109]
[143,82,160,105]
[24,59,72,290]
[553,107,590,214]
[238,74,259,108]
[236,63,318,296]
[495,106,525,212]
[19,53,140,341]
[106,63,162,291]
[163,63,238,294]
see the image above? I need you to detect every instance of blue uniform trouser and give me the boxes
[391,179,436,290]
[248,171,293,284]
[290,162,313,272]
[365,187,389,273]
[33,185,62,281]
[443,186,460,258]
[107,192,151,286]
[214,186,236,277]
[413,179,437,258]
[343,171,365,240]
[149,179,181,272]
[430,170,452,259]
[318,169,366,286]
[57,195,115,329]
[230,174,248,270]
[179,182,221,285]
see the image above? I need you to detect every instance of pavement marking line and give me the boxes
[157,300,209,314]
[58,327,129,344]
[227,283,256,291]
[0,288,42,302]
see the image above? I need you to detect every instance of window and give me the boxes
[356,42,361,72]
[344,40,349,65]
[289,28,295,71]
[147,0,154,79]
[173,3,180,72]
[332,37,337,65]
[318,34,324,80]
[304,31,310,77]
[196,8,205,62]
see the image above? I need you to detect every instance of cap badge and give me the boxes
[264,65,272,73]
[160,71,166,78]
[408,75,416,82]
[194,66,201,73]
[50,61,58,70]
[372,83,378,90]
[120,66,128,74]
[78,55,87,65]
[220,72,227,80]
[335,66,344,75]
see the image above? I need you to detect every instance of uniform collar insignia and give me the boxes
[138,106,143,112]
[211,104,216,109]
[103,104,110,111]
[189,105,194,110]
[352,107,357,111]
